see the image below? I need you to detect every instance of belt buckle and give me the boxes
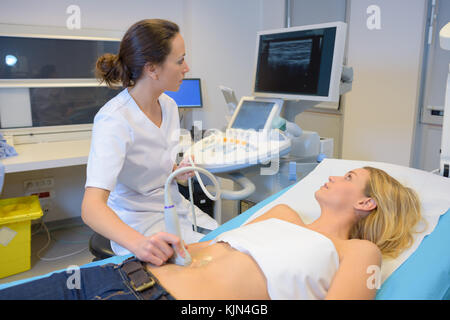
[131,277,155,292]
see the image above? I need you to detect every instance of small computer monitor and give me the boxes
[252,22,347,102]
[165,78,203,108]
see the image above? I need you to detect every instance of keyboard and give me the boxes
[186,129,291,173]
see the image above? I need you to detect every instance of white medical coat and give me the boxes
[85,88,218,255]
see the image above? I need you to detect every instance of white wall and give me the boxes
[182,0,285,131]
[291,0,346,27]
[342,0,428,166]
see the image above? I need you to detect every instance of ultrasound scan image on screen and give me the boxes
[254,27,336,97]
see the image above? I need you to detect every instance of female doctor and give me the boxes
[81,19,218,265]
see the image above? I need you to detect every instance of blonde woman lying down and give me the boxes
[0,167,421,300]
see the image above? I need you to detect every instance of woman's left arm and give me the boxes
[325,240,382,300]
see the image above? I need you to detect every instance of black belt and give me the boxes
[120,257,175,300]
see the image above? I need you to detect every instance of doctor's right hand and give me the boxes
[133,232,187,266]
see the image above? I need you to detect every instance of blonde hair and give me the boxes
[349,167,424,259]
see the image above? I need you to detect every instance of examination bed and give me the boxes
[1,159,449,300]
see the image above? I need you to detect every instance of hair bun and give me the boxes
[95,53,122,87]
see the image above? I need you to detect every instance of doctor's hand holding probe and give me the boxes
[81,19,218,266]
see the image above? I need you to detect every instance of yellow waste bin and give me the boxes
[0,195,43,279]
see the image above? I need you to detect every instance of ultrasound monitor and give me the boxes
[252,21,347,102]
[165,78,202,108]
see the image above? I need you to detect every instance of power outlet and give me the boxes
[23,178,54,191]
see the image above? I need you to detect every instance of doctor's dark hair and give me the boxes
[95,19,179,88]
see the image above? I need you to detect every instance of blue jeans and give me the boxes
[0,262,159,300]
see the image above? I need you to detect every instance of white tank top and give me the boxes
[212,218,340,300]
